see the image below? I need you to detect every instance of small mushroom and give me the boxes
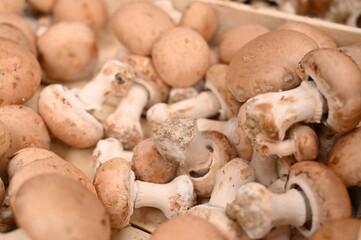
[226,161,351,238]
[52,0,107,32]
[93,158,195,229]
[308,218,361,240]
[152,27,209,88]
[218,24,269,64]
[37,22,98,82]
[179,1,218,43]
[111,1,175,55]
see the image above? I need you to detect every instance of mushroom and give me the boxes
[27,0,56,13]
[149,215,225,240]
[147,64,241,124]
[338,42,361,69]
[0,0,25,14]
[179,1,218,43]
[154,0,182,24]
[243,48,361,142]
[167,86,199,104]
[111,1,175,55]
[347,8,361,28]
[226,161,352,238]
[9,174,111,240]
[104,54,170,149]
[218,24,269,64]
[38,84,103,148]
[52,0,107,32]
[131,138,178,184]
[37,22,98,82]
[93,158,195,229]
[226,29,318,102]
[152,27,209,88]
[0,38,41,105]
[308,218,361,240]
[0,24,35,55]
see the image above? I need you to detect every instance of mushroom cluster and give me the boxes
[0,0,360,239]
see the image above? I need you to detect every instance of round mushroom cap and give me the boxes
[297,48,361,134]
[0,23,35,55]
[152,27,210,88]
[0,38,41,105]
[278,21,336,48]
[205,64,241,120]
[8,157,97,206]
[179,1,218,43]
[111,1,175,55]
[53,0,107,32]
[93,158,135,229]
[150,215,225,240]
[37,22,98,82]
[227,29,318,102]
[218,24,269,64]
[121,54,170,106]
[131,138,178,184]
[328,127,361,187]
[308,218,361,240]
[27,0,55,13]
[288,124,319,161]
[38,84,104,148]
[12,174,111,240]
[0,0,25,14]
[0,120,10,160]
[286,161,352,237]
[338,43,361,70]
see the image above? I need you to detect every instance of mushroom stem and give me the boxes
[0,228,30,239]
[257,138,296,157]
[196,118,237,142]
[249,150,278,186]
[105,84,148,149]
[146,91,221,124]
[245,81,326,142]
[134,175,195,218]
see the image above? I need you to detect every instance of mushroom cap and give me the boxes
[131,138,178,184]
[12,174,111,240]
[227,29,318,102]
[27,0,55,13]
[121,54,170,106]
[150,215,225,240]
[0,120,10,160]
[289,124,319,161]
[53,0,107,32]
[297,48,361,133]
[0,0,25,14]
[179,1,218,43]
[0,38,41,105]
[328,127,361,187]
[308,218,361,240]
[218,24,269,64]
[93,158,135,229]
[0,23,35,55]
[38,84,104,148]
[111,1,175,55]
[277,21,336,48]
[338,43,361,70]
[37,22,98,82]
[205,64,241,119]
[152,27,210,88]
[8,157,97,206]
[286,161,352,237]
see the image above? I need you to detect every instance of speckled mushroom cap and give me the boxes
[297,48,361,133]
[93,158,135,229]
[328,127,361,187]
[152,27,210,88]
[8,157,97,206]
[53,0,107,32]
[205,64,241,120]
[27,0,56,13]
[111,1,175,55]
[179,1,218,43]
[227,29,318,102]
[37,22,98,82]
[38,84,104,148]
[121,54,170,106]
[8,147,62,180]
[150,215,225,240]
[308,218,361,240]
[131,138,178,184]
[218,24,269,64]
[0,0,25,14]
[277,21,336,48]
[12,174,111,240]
[0,24,35,55]
[338,43,361,69]
[0,14,37,54]
[286,161,351,237]
[0,38,41,105]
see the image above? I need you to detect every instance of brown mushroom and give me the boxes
[0,0,25,14]
[308,218,361,240]
[27,0,56,13]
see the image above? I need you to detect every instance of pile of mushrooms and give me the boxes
[0,0,360,239]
